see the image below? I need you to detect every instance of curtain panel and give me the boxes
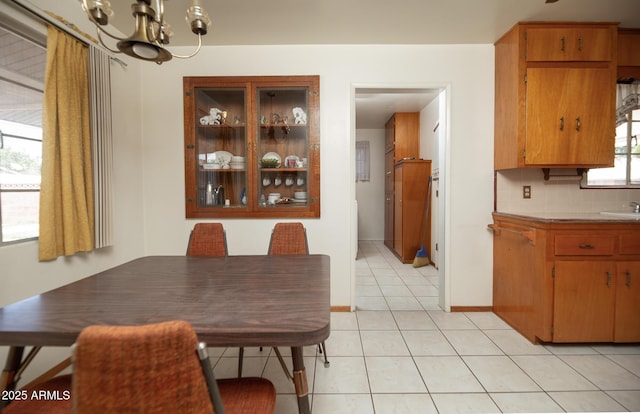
[89,46,114,249]
[38,26,94,261]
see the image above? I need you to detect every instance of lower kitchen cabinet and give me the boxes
[553,261,616,342]
[491,213,640,343]
[615,261,640,342]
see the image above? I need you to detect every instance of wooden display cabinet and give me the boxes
[183,76,320,218]
[494,22,617,170]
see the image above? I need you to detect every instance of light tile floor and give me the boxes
[210,240,640,413]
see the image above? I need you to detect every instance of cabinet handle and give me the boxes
[560,117,564,131]
[578,243,595,249]
[386,171,391,175]
[575,117,581,132]
[578,36,583,51]
[487,224,536,245]
[606,271,612,287]
[561,36,565,51]
[626,271,632,287]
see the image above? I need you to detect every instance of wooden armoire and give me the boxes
[383,112,432,263]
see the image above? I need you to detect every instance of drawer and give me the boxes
[525,27,613,62]
[620,234,640,255]
[554,235,615,256]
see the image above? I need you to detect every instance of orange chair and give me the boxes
[238,223,328,379]
[267,222,309,255]
[269,223,328,366]
[187,223,228,256]
[72,320,276,414]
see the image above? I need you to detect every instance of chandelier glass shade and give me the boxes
[79,0,211,64]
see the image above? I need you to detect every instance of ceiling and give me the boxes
[107,0,640,47]
[105,0,640,128]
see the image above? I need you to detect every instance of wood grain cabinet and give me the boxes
[494,22,617,170]
[618,28,640,79]
[492,213,640,343]
[383,113,420,251]
[183,76,320,218]
[393,160,431,263]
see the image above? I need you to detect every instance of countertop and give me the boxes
[493,211,640,223]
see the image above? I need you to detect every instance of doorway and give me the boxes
[351,85,449,311]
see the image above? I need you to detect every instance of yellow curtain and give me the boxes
[39,26,94,261]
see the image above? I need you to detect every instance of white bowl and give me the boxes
[294,191,307,199]
[230,156,245,162]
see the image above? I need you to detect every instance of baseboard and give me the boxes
[330,306,351,312]
[450,306,493,312]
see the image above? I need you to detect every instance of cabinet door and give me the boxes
[256,85,313,213]
[393,165,403,256]
[553,261,615,342]
[384,151,394,248]
[392,113,420,161]
[525,67,614,166]
[614,262,640,342]
[526,27,613,61]
[385,117,395,153]
[618,30,640,66]
[185,82,250,216]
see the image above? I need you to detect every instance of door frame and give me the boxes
[350,83,452,312]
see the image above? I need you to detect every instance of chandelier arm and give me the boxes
[89,23,127,42]
[80,0,125,41]
[96,30,124,54]
[170,35,203,59]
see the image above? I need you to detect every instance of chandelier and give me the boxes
[79,0,211,64]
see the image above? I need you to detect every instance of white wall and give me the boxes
[355,129,385,240]
[138,44,496,308]
[496,169,640,213]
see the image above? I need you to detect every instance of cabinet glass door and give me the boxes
[194,87,248,210]
[256,87,309,209]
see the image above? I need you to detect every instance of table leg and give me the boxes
[291,346,310,414]
[0,346,25,410]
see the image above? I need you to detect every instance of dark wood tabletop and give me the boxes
[0,255,331,348]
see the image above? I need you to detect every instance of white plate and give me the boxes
[211,151,233,164]
[262,152,281,163]
[291,198,307,203]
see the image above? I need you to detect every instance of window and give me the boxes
[355,140,370,182]
[586,82,640,188]
[0,24,46,244]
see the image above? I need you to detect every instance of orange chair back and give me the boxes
[72,321,214,414]
[187,223,228,256]
[268,222,309,255]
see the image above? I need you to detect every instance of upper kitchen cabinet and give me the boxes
[183,76,320,218]
[618,28,640,79]
[494,22,617,170]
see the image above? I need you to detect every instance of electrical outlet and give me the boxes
[523,185,531,199]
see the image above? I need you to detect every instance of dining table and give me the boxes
[0,254,331,414]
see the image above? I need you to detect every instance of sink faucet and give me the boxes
[631,202,640,213]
